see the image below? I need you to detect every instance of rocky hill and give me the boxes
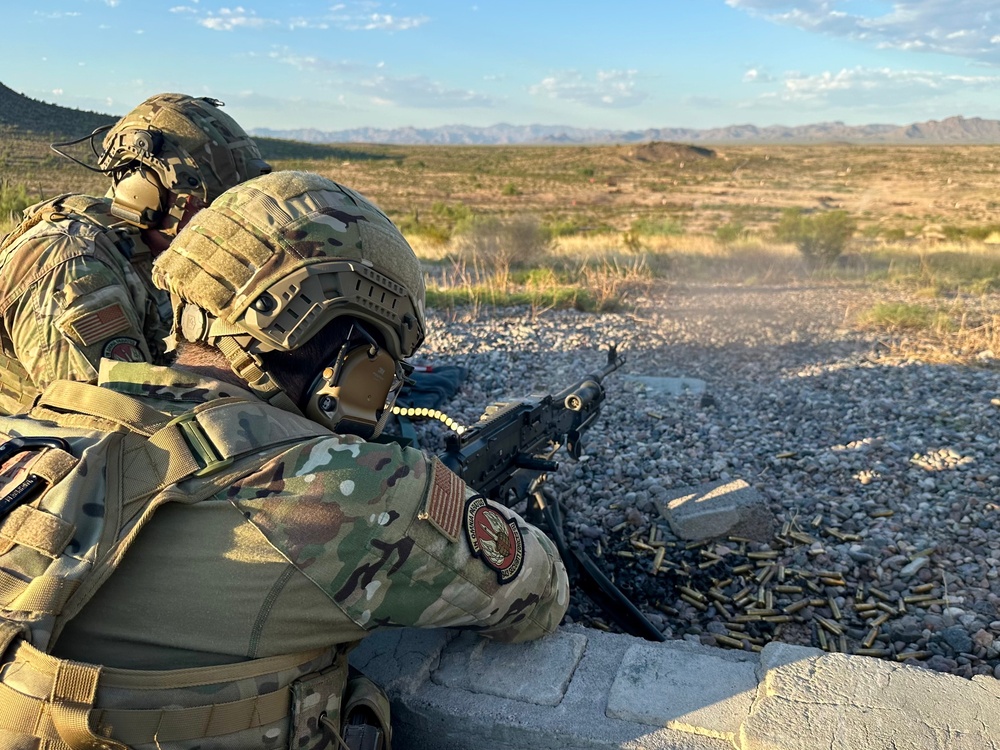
[0,82,116,136]
[0,84,383,162]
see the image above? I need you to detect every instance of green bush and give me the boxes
[630,216,683,237]
[774,208,856,266]
[396,201,474,245]
[0,181,34,226]
[714,221,745,244]
[501,182,521,196]
[453,215,550,272]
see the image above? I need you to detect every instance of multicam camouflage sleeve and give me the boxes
[231,435,571,644]
[0,231,158,390]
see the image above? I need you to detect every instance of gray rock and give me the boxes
[659,478,775,542]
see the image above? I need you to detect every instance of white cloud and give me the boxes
[200,7,278,31]
[727,1,1000,64]
[357,74,493,107]
[186,2,426,33]
[774,65,1000,107]
[529,69,647,108]
[271,51,494,109]
[33,10,81,19]
[743,66,775,83]
[52,88,64,96]
[363,13,428,31]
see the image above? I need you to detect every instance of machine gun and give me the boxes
[436,346,665,642]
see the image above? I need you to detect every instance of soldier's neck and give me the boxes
[173,344,247,390]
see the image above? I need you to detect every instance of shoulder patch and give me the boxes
[421,457,465,542]
[68,304,130,345]
[464,495,524,585]
[102,336,145,362]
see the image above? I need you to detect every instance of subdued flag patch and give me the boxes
[421,457,465,542]
[68,304,130,345]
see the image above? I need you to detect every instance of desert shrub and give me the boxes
[774,208,856,266]
[0,181,34,226]
[544,217,587,239]
[630,216,683,237]
[501,182,521,196]
[396,201,473,245]
[714,221,746,244]
[857,302,951,331]
[880,227,907,242]
[453,215,550,287]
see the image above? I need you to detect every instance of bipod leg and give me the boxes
[531,490,665,642]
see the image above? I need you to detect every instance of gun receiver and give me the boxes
[436,346,666,642]
[439,345,624,501]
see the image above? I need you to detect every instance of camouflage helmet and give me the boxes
[152,171,426,428]
[99,93,271,234]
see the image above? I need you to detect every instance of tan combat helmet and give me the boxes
[99,93,272,234]
[153,171,426,437]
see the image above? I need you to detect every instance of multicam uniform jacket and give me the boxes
[0,360,568,748]
[56,362,569,666]
[0,194,172,415]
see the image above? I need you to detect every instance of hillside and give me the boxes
[0,83,386,176]
[0,82,116,136]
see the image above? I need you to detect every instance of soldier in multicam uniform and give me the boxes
[0,171,569,750]
[0,93,270,415]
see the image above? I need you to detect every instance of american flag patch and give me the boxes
[423,457,466,542]
[68,304,130,345]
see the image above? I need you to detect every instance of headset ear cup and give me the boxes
[110,169,168,228]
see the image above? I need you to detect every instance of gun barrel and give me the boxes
[564,381,602,411]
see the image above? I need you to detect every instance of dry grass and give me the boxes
[7,127,1000,363]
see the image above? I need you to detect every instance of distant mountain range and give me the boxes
[250,117,1000,145]
[5,80,1000,146]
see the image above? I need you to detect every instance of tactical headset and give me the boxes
[303,323,409,439]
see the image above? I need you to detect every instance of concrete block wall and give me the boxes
[350,625,1000,750]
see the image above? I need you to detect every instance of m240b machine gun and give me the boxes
[437,346,665,642]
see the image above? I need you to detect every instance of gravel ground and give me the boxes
[406,281,1000,679]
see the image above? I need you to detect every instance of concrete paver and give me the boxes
[608,641,758,745]
[433,629,587,705]
[744,646,1000,750]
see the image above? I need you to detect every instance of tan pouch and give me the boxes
[290,655,349,750]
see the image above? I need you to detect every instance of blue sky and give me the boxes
[3,1,1000,132]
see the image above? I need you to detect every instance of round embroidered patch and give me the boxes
[464,496,524,584]
[102,336,145,362]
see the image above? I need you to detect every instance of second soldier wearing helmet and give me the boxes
[99,93,272,241]
[0,93,269,414]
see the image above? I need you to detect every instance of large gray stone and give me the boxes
[659,479,774,542]
[607,640,758,746]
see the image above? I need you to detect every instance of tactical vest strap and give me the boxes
[0,505,76,559]
[0,569,79,614]
[51,661,131,750]
[39,381,168,437]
